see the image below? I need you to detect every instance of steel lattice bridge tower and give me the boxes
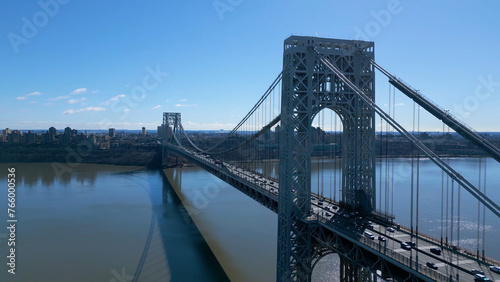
[161,36,500,281]
[278,36,376,281]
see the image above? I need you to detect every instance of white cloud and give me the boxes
[102,94,126,105]
[29,101,38,104]
[44,103,53,106]
[67,97,87,104]
[70,88,87,95]
[17,91,43,101]
[50,95,70,101]
[62,106,106,114]
[179,99,188,102]
[80,106,106,112]
[175,103,197,107]
[123,109,130,113]
[152,105,161,110]
[91,90,99,94]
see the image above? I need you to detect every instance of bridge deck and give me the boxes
[166,144,500,281]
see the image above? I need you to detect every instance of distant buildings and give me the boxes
[8,130,22,143]
[0,126,160,149]
[24,130,37,144]
[157,125,167,139]
[49,127,57,136]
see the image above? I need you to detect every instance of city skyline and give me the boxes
[1,1,499,131]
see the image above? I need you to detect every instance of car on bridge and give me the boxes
[471,269,484,275]
[405,241,416,248]
[387,227,395,232]
[364,232,374,240]
[400,242,411,250]
[426,262,438,270]
[474,274,491,281]
[430,247,442,255]
[490,265,500,274]
[378,236,386,242]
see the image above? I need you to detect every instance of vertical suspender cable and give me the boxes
[385,85,392,215]
[321,110,325,198]
[410,102,415,236]
[451,179,454,248]
[446,155,450,245]
[330,110,333,202]
[416,105,420,244]
[441,123,445,245]
[458,182,461,250]
[334,113,337,202]
[482,157,487,259]
[391,85,395,217]
[477,157,482,258]
[379,115,383,211]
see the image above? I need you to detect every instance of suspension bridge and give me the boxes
[160,36,500,281]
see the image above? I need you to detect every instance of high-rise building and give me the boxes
[157,125,167,139]
[49,127,57,136]
[62,127,72,145]
[2,128,12,136]
[8,130,22,143]
[24,130,37,144]
[142,127,146,136]
[109,128,116,138]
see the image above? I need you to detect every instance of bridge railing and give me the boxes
[315,213,456,281]
[397,224,500,267]
[358,236,456,281]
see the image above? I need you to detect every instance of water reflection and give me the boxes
[0,164,229,282]
[0,163,100,188]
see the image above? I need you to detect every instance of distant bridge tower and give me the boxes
[277,36,375,281]
[162,112,182,166]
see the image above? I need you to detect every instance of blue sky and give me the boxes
[1,0,499,131]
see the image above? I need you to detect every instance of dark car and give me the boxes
[378,236,386,242]
[471,269,485,275]
[430,248,441,255]
[474,274,491,281]
[405,241,416,248]
[490,266,500,274]
[367,223,374,230]
[400,242,411,250]
[426,262,438,270]
[387,227,395,232]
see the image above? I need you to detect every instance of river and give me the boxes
[0,163,227,282]
[0,159,498,281]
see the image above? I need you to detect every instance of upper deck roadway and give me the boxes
[166,143,500,281]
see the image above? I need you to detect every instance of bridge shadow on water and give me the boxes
[116,168,229,282]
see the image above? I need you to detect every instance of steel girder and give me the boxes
[278,36,375,281]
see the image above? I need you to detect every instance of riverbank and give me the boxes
[0,143,162,167]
